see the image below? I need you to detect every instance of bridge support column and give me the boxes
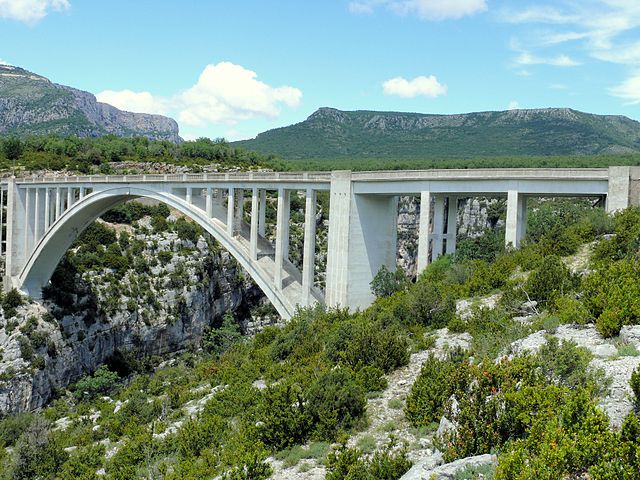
[5,178,25,290]
[446,196,458,255]
[417,191,432,274]
[250,187,259,260]
[226,188,235,236]
[505,190,527,248]
[66,187,72,211]
[44,188,51,231]
[258,189,266,236]
[54,187,61,221]
[607,166,640,212]
[205,187,212,217]
[274,188,290,290]
[326,171,398,310]
[302,188,317,306]
[34,188,40,247]
[234,189,244,234]
[431,195,446,261]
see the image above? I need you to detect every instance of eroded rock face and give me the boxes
[0,231,268,414]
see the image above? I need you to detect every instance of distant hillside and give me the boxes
[233,107,640,159]
[0,64,180,142]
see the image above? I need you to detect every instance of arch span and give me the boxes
[18,186,297,318]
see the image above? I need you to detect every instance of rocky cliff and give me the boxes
[0,218,271,414]
[0,64,180,142]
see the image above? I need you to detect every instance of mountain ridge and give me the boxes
[233,106,640,160]
[0,64,181,142]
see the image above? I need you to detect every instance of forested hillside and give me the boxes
[234,107,640,161]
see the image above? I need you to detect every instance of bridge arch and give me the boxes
[18,185,295,318]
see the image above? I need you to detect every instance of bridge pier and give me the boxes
[505,190,527,248]
[326,171,398,310]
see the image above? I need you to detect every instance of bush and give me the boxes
[325,439,412,480]
[524,255,575,307]
[256,383,310,451]
[71,365,120,399]
[305,368,366,440]
[177,414,225,458]
[11,417,68,480]
[405,280,456,327]
[583,257,640,337]
[370,265,409,298]
[405,354,458,427]
[355,366,388,392]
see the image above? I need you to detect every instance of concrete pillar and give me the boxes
[44,188,50,231]
[432,195,445,261]
[445,196,458,255]
[227,187,235,236]
[606,166,640,212]
[66,187,72,211]
[258,189,266,236]
[302,188,317,306]
[186,187,192,205]
[24,188,30,252]
[206,187,213,217]
[34,188,40,246]
[282,190,290,257]
[55,187,61,220]
[250,187,259,260]
[417,191,432,274]
[505,190,527,248]
[79,186,85,200]
[5,178,24,282]
[234,188,244,234]
[326,171,398,310]
[274,188,290,290]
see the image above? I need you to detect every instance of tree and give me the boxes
[2,137,23,162]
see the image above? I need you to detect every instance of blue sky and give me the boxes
[1,0,639,140]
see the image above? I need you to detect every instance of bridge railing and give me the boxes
[8,171,333,184]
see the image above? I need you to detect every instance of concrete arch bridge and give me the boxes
[1,167,637,319]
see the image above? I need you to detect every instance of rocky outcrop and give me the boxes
[401,453,497,480]
[0,228,268,414]
[0,64,180,142]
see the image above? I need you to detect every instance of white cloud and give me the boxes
[549,83,568,90]
[0,0,69,25]
[94,61,303,135]
[177,62,302,127]
[95,90,168,115]
[382,75,447,98]
[502,6,577,24]
[507,100,520,110]
[514,52,581,67]
[610,74,640,104]
[349,0,486,20]
[0,58,9,65]
[504,2,640,67]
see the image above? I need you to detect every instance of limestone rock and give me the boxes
[401,453,497,480]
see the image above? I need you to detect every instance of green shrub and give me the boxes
[405,354,457,427]
[325,439,412,480]
[10,417,68,480]
[370,265,409,298]
[355,365,388,392]
[0,413,35,447]
[524,255,575,307]
[305,368,366,440]
[177,414,225,458]
[552,295,591,325]
[583,257,640,337]
[71,366,120,399]
[256,383,309,451]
